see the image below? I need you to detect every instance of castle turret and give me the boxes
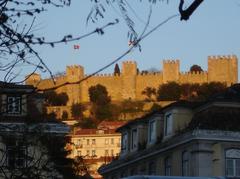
[25,73,41,86]
[66,65,84,83]
[121,61,137,100]
[163,60,180,83]
[66,65,84,105]
[208,55,238,86]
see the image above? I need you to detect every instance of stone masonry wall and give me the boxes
[26,55,238,104]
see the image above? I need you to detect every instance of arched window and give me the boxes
[182,151,189,176]
[226,149,240,177]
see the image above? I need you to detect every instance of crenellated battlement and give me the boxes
[122,60,137,64]
[208,55,237,61]
[25,73,41,86]
[138,72,162,76]
[94,73,118,77]
[66,65,84,71]
[163,59,180,64]
[180,71,208,75]
[27,55,238,103]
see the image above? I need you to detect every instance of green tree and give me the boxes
[74,118,97,129]
[157,82,182,101]
[71,103,86,120]
[142,87,157,101]
[180,83,200,100]
[44,91,69,106]
[88,84,111,106]
[62,110,69,120]
[196,82,227,100]
[120,100,144,113]
[88,84,112,121]
[114,64,121,76]
[190,65,203,73]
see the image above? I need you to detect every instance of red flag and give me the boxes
[74,44,80,49]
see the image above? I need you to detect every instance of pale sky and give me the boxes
[3,0,240,81]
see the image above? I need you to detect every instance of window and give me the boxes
[76,139,81,146]
[86,150,90,156]
[149,120,156,143]
[182,151,189,176]
[164,156,171,176]
[92,150,96,156]
[105,139,109,145]
[111,149,114,156]
[122,133,128,150]
[111,138,114,145]
[7,96,21,114]
[226,149,240,177]
[77,150,81,156]
[131,128,137,150]
[105,150,109,156]
[92,139,96,145]
[164,113,173,136]
[140,164,146,175]
[148,161,156,175]
[86,139,90,145]
[6,140,26,169]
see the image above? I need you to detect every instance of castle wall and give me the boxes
[81,75,123,102]
[179,71,208,84]
[208,55,238,85]
[121,61,137,100]
[136,73,163,100]
[163,60,180,83]
[26,55,238,104]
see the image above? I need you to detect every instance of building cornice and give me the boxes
[99,129,240,174]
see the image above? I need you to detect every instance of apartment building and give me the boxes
[70,121,126,179]
[0,82,69,178]
[99,84,240,179]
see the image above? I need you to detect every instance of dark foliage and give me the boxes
[44,91,69,106]
[157,82,182,101]
[71,103,86,120]
[157,82,227,101]
[120,100,144,113]
[40,135,79,179]
[62,110,69,120]
[142,87,156,101]
[88,84,112,121]
[74,118,97,129]
[88,84,111,106]
[190,64,203,73]
[114,63,120,76]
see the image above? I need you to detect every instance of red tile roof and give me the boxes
[74,128,118,135]
[97,121,127,130]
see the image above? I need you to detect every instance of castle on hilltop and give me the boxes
[26,55,238,105]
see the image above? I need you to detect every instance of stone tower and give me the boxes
[121,61,137,100]
[163,60,180,83]
[25,73,41,86]
[66,65,84,105]
[208,55,238,86]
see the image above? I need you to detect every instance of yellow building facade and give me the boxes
[69,121,125,178]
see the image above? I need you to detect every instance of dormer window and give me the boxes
[164,113,173,136]
[7,96,21,114]
[149,120,156,143]
[131,128,137,150]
